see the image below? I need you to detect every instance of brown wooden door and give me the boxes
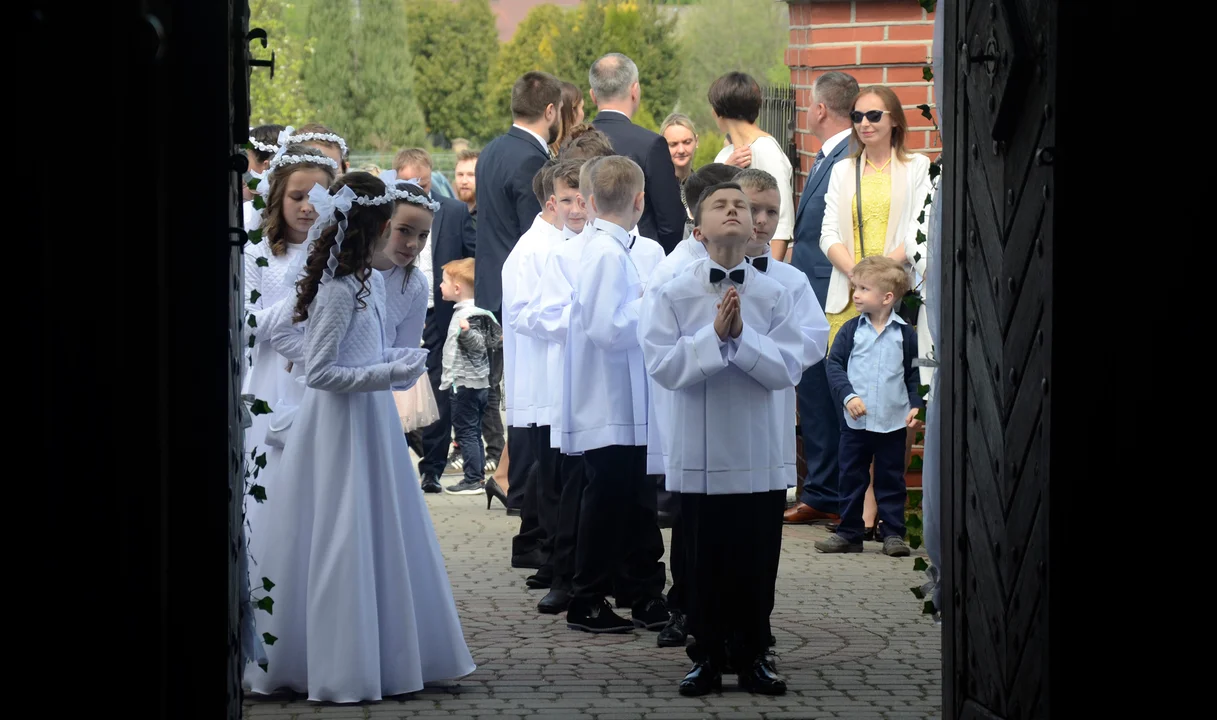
[940,0,1055,718]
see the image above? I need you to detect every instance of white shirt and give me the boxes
[639,258,804,494]
[715,136,795,241]
[560,219,648,453]
[502,214,562,427]
[819,127,853,159]
[520,224,591,445]
[512,123,551,156]
[418,235,435,310]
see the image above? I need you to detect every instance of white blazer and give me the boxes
[818,149,932,314]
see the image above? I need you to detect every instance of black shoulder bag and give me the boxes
[856,159,919,325]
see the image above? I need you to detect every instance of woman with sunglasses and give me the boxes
[816,85,933,544]
[818,85,932,347]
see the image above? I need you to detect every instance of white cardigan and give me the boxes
[818,149,933,314]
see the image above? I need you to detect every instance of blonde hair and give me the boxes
[660,112,697,138]
[852,255,909,297]
[442,257,475,287]
[393,147,433,174]
[590,155,644,215]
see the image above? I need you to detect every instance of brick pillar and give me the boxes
[785,0,938,200]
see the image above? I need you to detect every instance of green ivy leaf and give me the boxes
[262,632,278,646]
[923,600,936,615]
[909,456,924,474]
[918,0,937,12]
[249,399,273,415]
[917,104,934,123]
[253,467,260,479]
[907,514,923,530]
[247,334,256,349]
[261,577,276,592]
[254,255,268,267]
[916,407,927,423]
[250,447,258,460]
[249,484,267,502]
[258,661,268,672]
[917,210,926,224]
[246,177,260,191]
[922,65,934,82]
[910,585,926,599]
[918,384,931,397]
[913,557,929,572]
[247,314,257,328]
[249,228,264,246]
[916,229,927,245]
[249,289,261,304]
[909,535,923,550]
[903,295,923,313]
[913,251,922,264]
[929,162,941,180]
[255,452,268,469]
[242,141,253,150]
[252,195,266,211]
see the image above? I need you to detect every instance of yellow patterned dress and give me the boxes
[826,167,892,347]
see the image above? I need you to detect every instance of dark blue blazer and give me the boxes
[473,126,551,312]
[423,196,476,369]
[592,112,686,254]
[791,137,853,310]
[824,315,925,415]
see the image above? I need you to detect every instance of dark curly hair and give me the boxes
[263,144,337,257]
[293,172,392,323]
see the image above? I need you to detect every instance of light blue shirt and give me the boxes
[843,312,912,433]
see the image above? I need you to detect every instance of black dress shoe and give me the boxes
[657,510,674,529]
[678,661,722,697]
[631,597,670,630]
[506,507,521,517]
[510,549,545,570]
[537,587,570,614]
[525,568,552,589]
[566,598,633,633]
[420,473,442,494]
[738,655,786,695]
[656,610,688,647]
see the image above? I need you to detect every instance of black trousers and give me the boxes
[526,425,561,570]
[682,490,785,666]
[666,495,685,612]
[550,451,588,592]
[507,425,539,558]
[571,444,666,609]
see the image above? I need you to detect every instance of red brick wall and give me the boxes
[784,1,939,197]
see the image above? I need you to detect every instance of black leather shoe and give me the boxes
[510,549,545,570]
[738,655,786,695]
[526,568,552,589]
[678,661,722,696]
[657,610,688,647]
[420,473,442,494]
[631,597,670,630]
[566,598,633,633]
[537,588,570,614]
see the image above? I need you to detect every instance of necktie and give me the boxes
[809,148,826,178]
[748,255,769,273]
[629,234,636,250]
[709,268,746,285]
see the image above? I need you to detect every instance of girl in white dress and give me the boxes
[246,172,475,703]
[242,144,338,533]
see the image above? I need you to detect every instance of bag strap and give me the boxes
[855,158,865,257]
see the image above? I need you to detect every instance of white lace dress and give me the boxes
[245,272,475,702]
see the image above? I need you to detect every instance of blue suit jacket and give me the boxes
[473,126,551,312]
[791,139,853,310]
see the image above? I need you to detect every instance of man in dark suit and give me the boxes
[417,191,477,493]
[589,53,686,255]
[474,71,562,537]
[784,70,860,525]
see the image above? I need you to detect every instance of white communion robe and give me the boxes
[639,258,805,494]
[503,214,562,428]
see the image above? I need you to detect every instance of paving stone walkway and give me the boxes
[244,490,942,719]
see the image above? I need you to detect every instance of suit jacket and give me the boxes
[591,112,685,255]
[473,126,551,312]
[791,137,852,310]
[423,195,477,372]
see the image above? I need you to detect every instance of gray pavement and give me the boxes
[244,484,942,719]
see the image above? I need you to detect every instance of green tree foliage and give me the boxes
[408,0,500,144]
[248,0,318,126]
[301,0,357,138]
[674,0,789,132]
[487,1,682,133]
[354,0,428,150]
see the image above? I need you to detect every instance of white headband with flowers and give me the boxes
[306,183,395,286]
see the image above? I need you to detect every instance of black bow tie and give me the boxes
[748,255,769,273]
[629,235,636,250]
[709,268,746,285]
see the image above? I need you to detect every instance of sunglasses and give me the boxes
[850,109,890,124]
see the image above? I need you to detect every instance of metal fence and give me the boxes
[756,83,797,193]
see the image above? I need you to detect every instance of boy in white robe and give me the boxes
[503,161,564,586]
[562,156,668,634]
[639,182,804,697]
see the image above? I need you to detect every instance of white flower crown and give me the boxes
[268,153,340,173]
[287,131,349,157]
[386,183,441,213]
[249,137,279,153]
